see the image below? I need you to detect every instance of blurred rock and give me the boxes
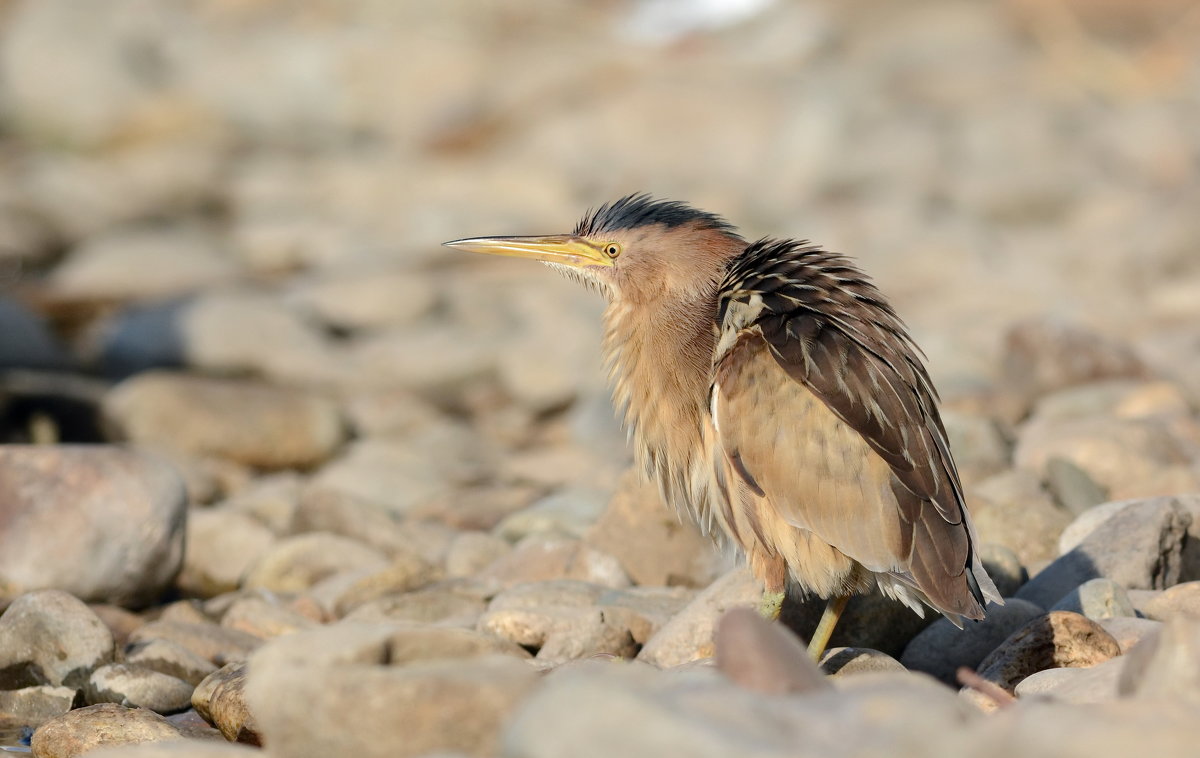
[343,586,486,627]
[0,296,72,370]
[1044,457,1109,516]
[217,595,318,640]
[219,472,303,535]
[124,639,218,687]
[1117,617,1200,701]
[326,555,442,617]
[0,686,76,727]
[180,289,339,385]
[48,227,237,303]
[1127,582,1200,622]
[940,409,1010,484]
[978,543,1027,597]
[85,742,259,758]
[191,663,258,745]
[480,580,636,664]
[0,590,114,689]
[87,299,188,378]
[584,471,724,589]
[176,508,275,598]
[596,586,695,646]
[1049,578,1136,620]
[900,598,1043,684]
[484,535,630,590]
[246,622,539,758]
[714,608,829,694]
[242,532,389,594]
[975,611,1122,693]
[386,626,531,665]
[127,621,260,668]
[0,446,186,606]
[89,604,145,649]
[286,265,438,331]
[638,567,760,667]
[969,469,1074,567]
[445,531,512,579]
[494,487,608,541]
[84,664,194,714]
[1000,319,1148,413]
[820,647,906,677]
[1013,655,1125,703]
[1098,616,1163,654]
[104,372,345,469]
[1016,497,1192,608]
[30,703,183,758]
[347,322,497,403]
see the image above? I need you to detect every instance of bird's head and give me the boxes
[444,194,745,301]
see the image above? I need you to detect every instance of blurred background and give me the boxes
[1,0,1199,523]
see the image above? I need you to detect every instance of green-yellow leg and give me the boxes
[806,594,850,662]
[757,590,786,621]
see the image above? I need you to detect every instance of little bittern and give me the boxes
[446,195,1001,660]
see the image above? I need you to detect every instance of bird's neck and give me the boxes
[602,285,719,515]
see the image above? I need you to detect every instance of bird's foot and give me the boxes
[757,590,785,621]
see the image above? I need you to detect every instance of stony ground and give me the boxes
[2,0,1200,756]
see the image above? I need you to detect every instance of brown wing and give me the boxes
[712,239,995,615]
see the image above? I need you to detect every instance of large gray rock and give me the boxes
[0,446,186,606]
[103,372,346,469]
[900,598,1044,684]
[1016,498,1192,608]
[0,590,115,689]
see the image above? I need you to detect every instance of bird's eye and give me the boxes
[605,243,621,258]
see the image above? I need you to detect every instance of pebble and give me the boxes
[820,647,907,677]
[217,595,319,639]
[103,372,346,469]
[1014,655,1125,703]
[494,487,610,541]
[480,580,637,663]
[1044,456,1109,516]
[84,664,195,714]
[583,471,724,589]
[1127,581,1200,621]
[241,532,390,594]
[342,587,486,627]
[1015,498,1192,608]
[127,621,261,668]
[326,555,442,617]
[445,531,513,578]
[0,686,77,726]
[900,598,1044,684]
[386,626,532,664]
[1049,578,1136,620]
[30,703,184,758]
[484,535,631,590]
[969,468,1073,567]
[85,742,261,757]
[978,543,1027,598]
[124,639,218,687]
[293,485,459,564]
[176,508,276,598]
[637,567,761,668]
[0,590,115,690]
[245,622,540,758]
[975,611,1122,693]
[596,586,695,645]
[286,265,438,331]
[0,446,186,606]
[1098,616,1163,654]
[191,663,259,745]
[1117,617,1200,701]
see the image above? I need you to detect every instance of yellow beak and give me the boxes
[442,235,614,268]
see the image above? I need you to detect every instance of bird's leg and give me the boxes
[806,594,850,661]
[757,589,786,620]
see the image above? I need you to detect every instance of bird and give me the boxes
[445,194,1001,660]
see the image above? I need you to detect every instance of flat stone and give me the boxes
[975,611,1122,693]
[1049,578,1136,620]
[584,471,724,589]
[637,567,761,668]
[103,372,345,469]
[84,664,194,714]
[242,532,389,594]
[0,686,77,727]
[0,446,186,606]
[190,663,259,746]
[31,703,183,758]
[715,608,829,694]
[127,621,260,668]
[900,598,1043,684]
[176,508,276,598]
[124,639,218,687]
[0,590,115,689]
[1016,498,1191,608]
[1014,655,1125,703]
